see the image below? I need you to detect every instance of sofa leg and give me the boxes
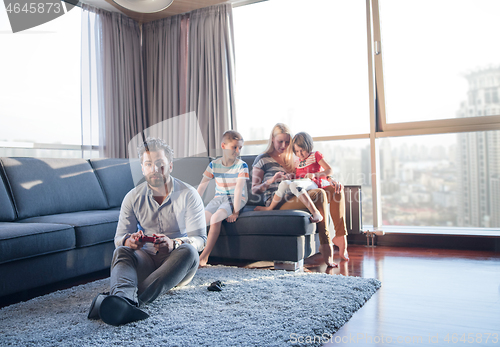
[273,259,304,272]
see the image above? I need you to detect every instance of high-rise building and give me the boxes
[456,67,500,228]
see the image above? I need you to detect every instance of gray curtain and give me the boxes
[143,14,186,125]
[142,4,237,158]
[142,14,205,158]
[187,4,237,157]
[82,5,146,158]
[83,3,236,158]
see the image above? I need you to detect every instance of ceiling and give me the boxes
[77,0,257,24]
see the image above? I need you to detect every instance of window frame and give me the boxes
[368,0,500,232]
[371,0,500,136]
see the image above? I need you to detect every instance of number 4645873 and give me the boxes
[444,333,498,344]
[5,2,62,14]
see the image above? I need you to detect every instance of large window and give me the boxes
[233,0,370,141]
[315,139,373,227]
[378,0,500,124]
[378,132,499,229]
[374,0,500,230]
[0,5,82,157]
[234,0,500,234]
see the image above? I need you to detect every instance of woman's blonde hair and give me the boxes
[264,123,294,172]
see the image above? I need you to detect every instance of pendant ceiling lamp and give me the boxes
[112,0,174,13]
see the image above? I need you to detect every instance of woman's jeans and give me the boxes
[278,186,347,245]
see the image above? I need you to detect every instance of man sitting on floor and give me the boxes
[88,137,206,326]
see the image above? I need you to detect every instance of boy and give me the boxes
[197,130,249,267]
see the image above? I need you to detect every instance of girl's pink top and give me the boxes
[295,151,330,187]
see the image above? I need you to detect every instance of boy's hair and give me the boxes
[222,130,244,144]
[137,137,174,163]
[292,132,314,154]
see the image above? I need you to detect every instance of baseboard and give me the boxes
[348,233,500,252]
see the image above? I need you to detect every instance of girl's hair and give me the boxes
[291,132,314,154]
[287,132,314,171]
[264,123,294,172]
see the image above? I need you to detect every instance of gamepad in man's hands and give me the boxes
[139,235,159,243]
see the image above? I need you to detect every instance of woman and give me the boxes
[251,123,349,267]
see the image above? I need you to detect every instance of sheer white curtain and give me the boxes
[81,5,104,157]
[82,5,146,158]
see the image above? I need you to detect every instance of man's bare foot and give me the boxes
[332,235,349,261]
[253,206,271,211]
[309,211,323,223]
[319,243,337,268]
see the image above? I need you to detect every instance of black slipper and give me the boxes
[87,292,109,320]
[99,295,149,326]
[208,280,224,291]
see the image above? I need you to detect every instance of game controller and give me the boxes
[139,235,158,243]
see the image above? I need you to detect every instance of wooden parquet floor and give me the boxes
[2,244,500,346]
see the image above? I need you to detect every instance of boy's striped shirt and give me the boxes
[203,158,249,197]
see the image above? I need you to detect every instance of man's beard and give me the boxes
[146,173,166,188]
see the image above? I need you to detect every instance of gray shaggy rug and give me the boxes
[0,266,380,347]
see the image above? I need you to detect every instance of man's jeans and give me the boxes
[109,244,199,305]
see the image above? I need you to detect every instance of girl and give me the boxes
[255,132,336,221]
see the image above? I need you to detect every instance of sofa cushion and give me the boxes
[221,207,316,237]
[0,171,16,222]
[211,233,318,262]
[0,158,109,219]
[0,222,75,265]
[19,210,120,247]
[89,158,135,209]
[0,242,115,297]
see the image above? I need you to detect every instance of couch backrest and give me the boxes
[239,155,265,206]
[88,158,135,209]
[182,155,264,206]
[0,158,108,219]
[0,155,263,220]
[0,167,16,222]
[171,157,214,204]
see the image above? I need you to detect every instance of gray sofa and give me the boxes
[0,157,132,298]
[0,155,360,298]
